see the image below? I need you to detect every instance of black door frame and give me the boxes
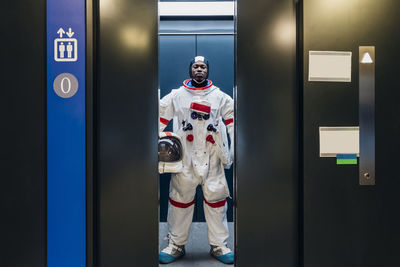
[87,0,302,266]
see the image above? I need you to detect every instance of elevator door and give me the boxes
[303,1,400,266]
[96,0,158,266]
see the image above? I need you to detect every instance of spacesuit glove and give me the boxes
[211,132,231,166]
[206,134,216,144]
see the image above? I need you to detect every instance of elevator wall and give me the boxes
[303,0,400,266]
[96,0,158,266]
[0,1,46,267]
[236,0,298,266]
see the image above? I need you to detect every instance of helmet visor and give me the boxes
[158,136,183,162]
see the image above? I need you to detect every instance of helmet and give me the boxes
[189,56,209,79]
[158,132,183,174]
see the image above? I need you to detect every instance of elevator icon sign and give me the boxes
[54,27,77,62]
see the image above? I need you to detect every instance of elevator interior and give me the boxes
[158,2,235,265]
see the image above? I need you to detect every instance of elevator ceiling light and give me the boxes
[361,52,373,64]
[159,1,234,16]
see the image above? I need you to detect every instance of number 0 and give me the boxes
[61,77,71,94]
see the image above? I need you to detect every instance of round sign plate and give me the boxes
[53,73,79,98]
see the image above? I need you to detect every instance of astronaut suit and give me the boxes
[159,56,234,264]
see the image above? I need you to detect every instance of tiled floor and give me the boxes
[159,222,234,266]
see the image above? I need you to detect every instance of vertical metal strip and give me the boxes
[47,0,86,266]
[86,0,94,266]
[359,46,375,185]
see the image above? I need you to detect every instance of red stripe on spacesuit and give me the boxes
[183,79,213,91]
[169,197,195,208]
[190,102,211,114]
[204,198,227,208]
[165,132,172,137]
[224,118,234,125]
[160,117,169,125]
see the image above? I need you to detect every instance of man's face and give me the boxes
[191,62,208,83]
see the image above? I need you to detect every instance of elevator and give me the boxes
[2,1,400,267]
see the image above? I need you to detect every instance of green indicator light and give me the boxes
[337,158,358,165]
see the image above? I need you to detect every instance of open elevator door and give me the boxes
[236,0,298,266]
[95,0,158,266]
[95,0,298,266]
[158,11,235,265]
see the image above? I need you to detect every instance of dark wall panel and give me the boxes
[96,0,158,266]
[197,35,234,97]
[0,1,46,267]
[303,0,400,266]
[237,0,298,266]
[159,35,196,97]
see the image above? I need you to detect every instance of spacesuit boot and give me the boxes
[210,244,234,264]
[159,241,185,264]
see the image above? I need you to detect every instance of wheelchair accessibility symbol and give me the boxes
[54,27,78,62]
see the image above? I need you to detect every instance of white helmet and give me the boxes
[158,132,183,174]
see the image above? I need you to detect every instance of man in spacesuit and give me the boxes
[158,56,234,264]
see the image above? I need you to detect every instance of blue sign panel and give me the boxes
[47,0,86,266]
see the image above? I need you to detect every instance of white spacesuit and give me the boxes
[159,56,234,264]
